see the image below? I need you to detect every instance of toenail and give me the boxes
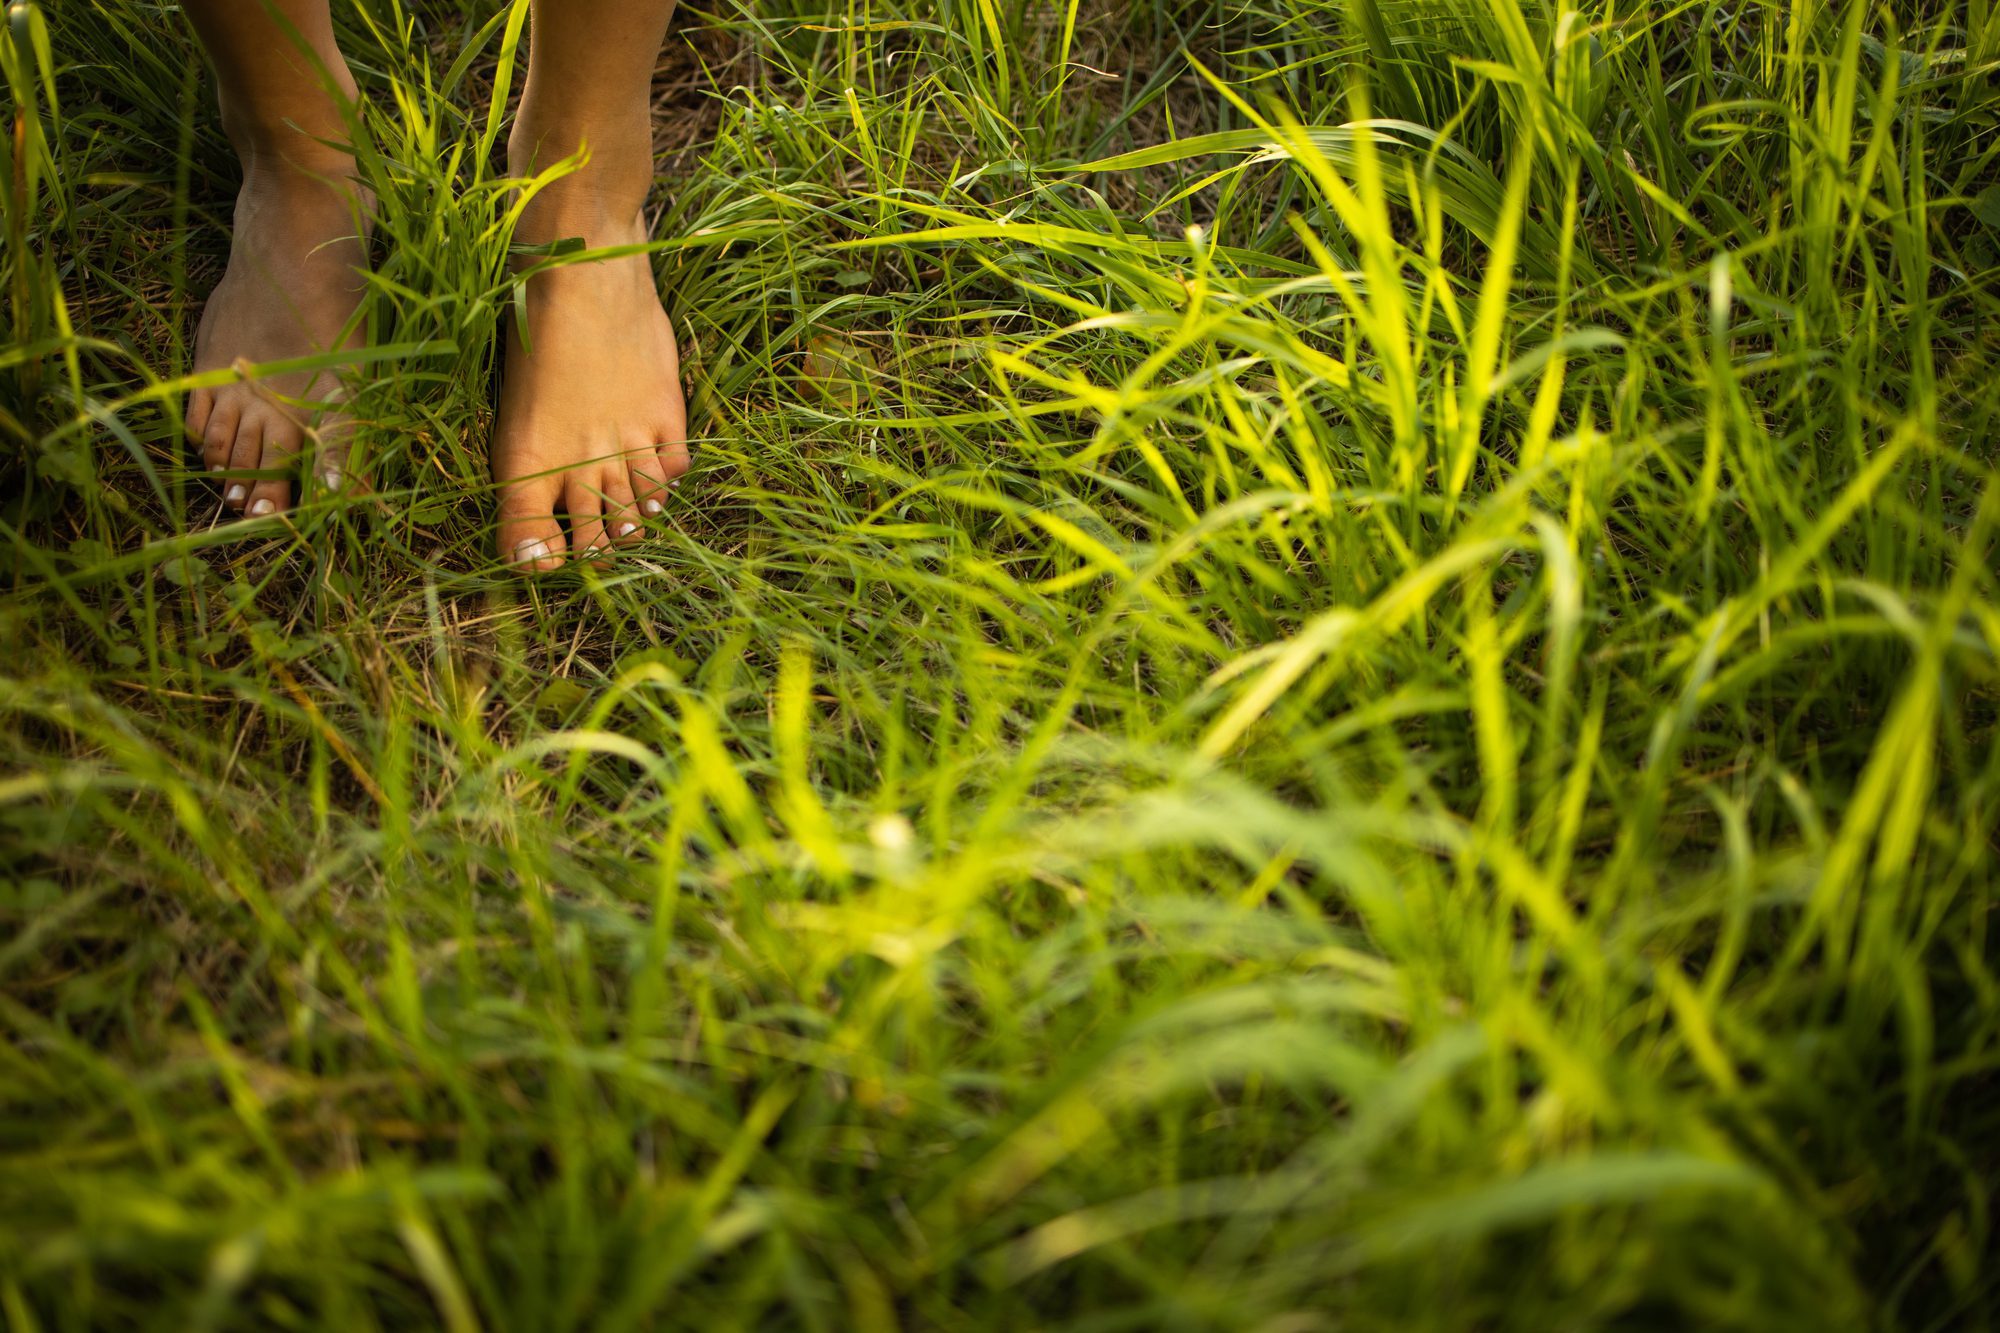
[642,498,663,516]
[248,499,275,517]
[320,469,342,492]
[514,538,555,568]
[225,484,247,504]
[615,522,638,539]
[209,464,225,473]
[669,478,681,489]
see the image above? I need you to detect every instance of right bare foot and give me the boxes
[491,196,689,572]
[491,106,689,573]
[186,119,368,518]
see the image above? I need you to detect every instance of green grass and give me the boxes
[4,0,2000,1327]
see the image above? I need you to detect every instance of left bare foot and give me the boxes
[491,172,688,571]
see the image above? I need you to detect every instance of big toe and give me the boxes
[200,399,243,483]
[498,467,568,573]
[186,388,216,449]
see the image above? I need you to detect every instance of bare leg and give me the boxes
[182,0,369,516]
[494,0,689,571]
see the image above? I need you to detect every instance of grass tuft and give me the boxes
[3,0,1999,1328]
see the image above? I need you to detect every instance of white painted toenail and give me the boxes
[248,499,275,517]
[669,478,681,489]
[225,484,247,504]
[209,464,225,473]
[616,522,638,539]
[514,538,555,568]
[320,469,342,491]
[642,498,663,516]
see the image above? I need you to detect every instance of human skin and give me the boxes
[182,0,688,569]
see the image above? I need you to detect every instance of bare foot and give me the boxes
[492,184,689,571]
[186,140,368,518]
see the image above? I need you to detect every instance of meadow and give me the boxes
[3,0,1999,1327]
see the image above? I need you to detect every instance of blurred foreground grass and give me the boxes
[3,0,1999,1328]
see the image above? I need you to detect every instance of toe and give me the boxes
[223,408,266,510]
[601,459,643,545]
[566,477,610,565]
[497,466,568,573]
[634,440,690,518]
[186,388,214,448]
[630,448,668,517]
[659,440,690,483]
[245,419,303,518]
[202,401,242,481]
[313,414,365,498]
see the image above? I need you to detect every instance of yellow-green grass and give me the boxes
[3,0,1998,1328]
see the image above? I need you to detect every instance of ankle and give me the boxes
[230,143,359,206]
[218,63,360,181]
[229,148,369,249]
[508,99,654,226]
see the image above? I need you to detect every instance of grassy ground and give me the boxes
[4,0,1999,1327]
